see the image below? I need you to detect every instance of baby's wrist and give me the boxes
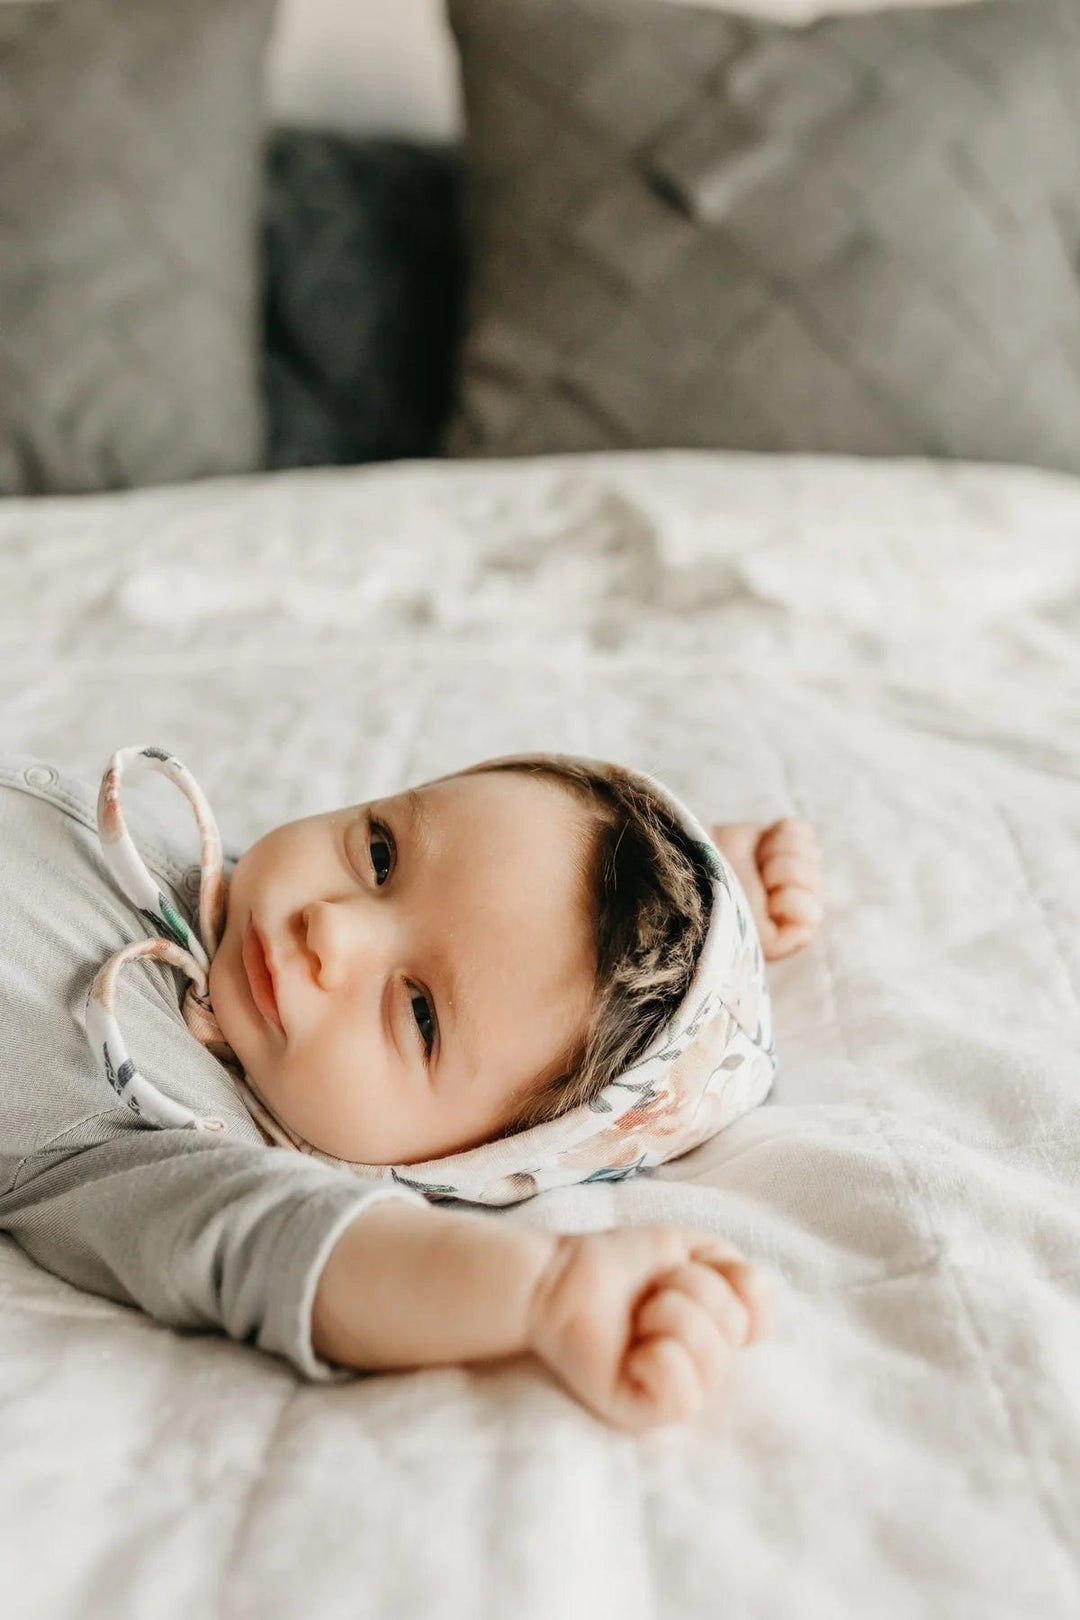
[312,1198,561,1372]
[428,1209,562,1365]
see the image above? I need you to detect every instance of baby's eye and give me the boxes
[368,821,394,886]
[410,987,435,1057]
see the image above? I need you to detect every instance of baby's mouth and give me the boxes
[242,918,286,1037]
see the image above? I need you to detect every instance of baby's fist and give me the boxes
[711,817,823,962]
[525,1226,774,1433]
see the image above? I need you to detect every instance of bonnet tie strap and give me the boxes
[85,745,287,1143]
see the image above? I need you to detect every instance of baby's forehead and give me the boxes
[412,775,598,1018]
[399,767,589,826]
[402,771,597,918]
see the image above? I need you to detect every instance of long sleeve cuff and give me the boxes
[269,1180,431,1383]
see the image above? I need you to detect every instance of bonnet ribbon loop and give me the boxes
[85,746,252,1134]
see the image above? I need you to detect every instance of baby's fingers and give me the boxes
[624,1335,705,1427]
[683,1245,777,1345]
[758,818,820,864]
[645,1261,751,1348]
[760,851,822,896]
[768,884,823,928]
[720,1261,776,1343]
[637,1283,744,1387]
[761,921,814,961]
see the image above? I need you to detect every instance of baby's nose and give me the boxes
[302,898,386,991]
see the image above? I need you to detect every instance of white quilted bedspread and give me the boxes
[1,450,1079,1620]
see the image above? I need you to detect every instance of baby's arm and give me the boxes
[0,1124,432,1383]
[711,817,823,961]
[312,1202,773,1432]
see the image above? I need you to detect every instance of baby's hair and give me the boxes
[452,755,714,1137]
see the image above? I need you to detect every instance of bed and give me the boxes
[2,446,1079,1617]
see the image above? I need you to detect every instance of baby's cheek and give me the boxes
[274,1032,400,1162]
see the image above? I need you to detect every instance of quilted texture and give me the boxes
[264,133,464,468]
[0,0,274,496]
[2,450,1080,1617]
[443,0,1080,471]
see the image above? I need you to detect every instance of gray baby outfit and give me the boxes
[0,755,427,1382]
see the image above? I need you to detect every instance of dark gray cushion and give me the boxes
[263,133,464,469]
[0,0,274,496]
[443,0,1080,472]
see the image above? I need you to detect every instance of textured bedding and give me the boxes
[1,448,1079,1618]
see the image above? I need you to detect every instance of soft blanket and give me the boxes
[1,448,1077,1619]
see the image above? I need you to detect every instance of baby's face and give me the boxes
[207,769,596,1163]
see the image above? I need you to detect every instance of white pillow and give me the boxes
[266,0,988,140]
[267,0,462,139]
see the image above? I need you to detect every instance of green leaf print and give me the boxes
[157,893,190,949]
[695,839,724,880]
[583,1155,647,1186]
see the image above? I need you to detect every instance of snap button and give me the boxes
[24,764,58,788]
[184,864,202,897]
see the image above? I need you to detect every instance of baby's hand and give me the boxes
[525,1226,774,1432]
[710,818,823,962]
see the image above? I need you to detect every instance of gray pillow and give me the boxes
[0,0,274,496]
[443,0,1080,473]
[263,133,464,469]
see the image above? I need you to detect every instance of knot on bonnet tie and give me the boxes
[85,745,778,1207]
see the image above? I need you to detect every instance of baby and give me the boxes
[215,757,820,1429]
[0,746,822,1433]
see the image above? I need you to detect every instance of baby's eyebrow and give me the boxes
[404,786,432,856]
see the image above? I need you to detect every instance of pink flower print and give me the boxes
[658,1006,736,1110]
[97,767,125,846]
[613,1083,688,1140]
[199,861,226,947]
[557,1006,740,1171]
[556,1127,650,1174]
